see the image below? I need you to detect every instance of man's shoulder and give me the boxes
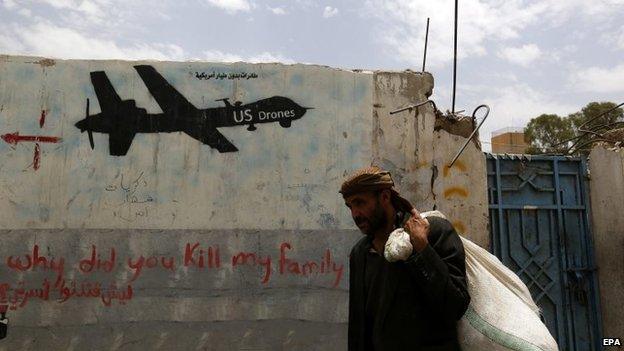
[424,215,465,252]
[426,215,454,233]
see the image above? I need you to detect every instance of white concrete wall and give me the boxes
[0,56,373,230]
[588,145,624,338]
[0,55,488,350]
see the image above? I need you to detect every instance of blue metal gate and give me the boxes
[486,154,602,351]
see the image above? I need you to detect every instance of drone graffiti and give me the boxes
[75,65,312,156]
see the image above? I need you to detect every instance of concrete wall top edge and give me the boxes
[1,54,379,75]
[0,54,436,77]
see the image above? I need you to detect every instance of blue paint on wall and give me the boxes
[290,74,303,87]
[354,80,370,102]
[304,138,319,158]
[13,66,35,81]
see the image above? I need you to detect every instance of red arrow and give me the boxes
[1,132,62,146]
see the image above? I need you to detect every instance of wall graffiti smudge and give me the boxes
[74,65,313,156]
[441,159,472,234]
[1,110,62,171]
[104,171,155,223]
[0,132,61,146]
[443,186,469,199]
[443,160,467,178]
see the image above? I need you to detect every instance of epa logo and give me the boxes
[603,338,622,347]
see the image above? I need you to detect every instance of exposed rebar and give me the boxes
[422,17,430,73]
[451,0,458,114]
[449,104,490,167]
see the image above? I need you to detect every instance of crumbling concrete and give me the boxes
[434,114,481,149]
[373,71,489,246]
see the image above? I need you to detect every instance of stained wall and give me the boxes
[0,55,487,350]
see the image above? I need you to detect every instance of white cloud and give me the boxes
[363,0,624,68]
[18,7,32,16]
[37,0,75,8]
[0,31,26,54]
[323,6,339,18]
[201,50,245,62]
[0,22,186,60]
[201,50,294,63]
[498,44,542,67]
[30,0,120,26]
[205,0,252,13]
[463,83,578,151]
[363,0,544,68]
[485,84,576,123]
[479,83,576,138]
[569,63,624,93]
[0,12,295,64]
[2,0,17,9]
[268,6,286,15]
[601,26,624,50]
[247,52,294,63]
[36,0,102,15]
[3,0,32,17]
[76,0,102,17]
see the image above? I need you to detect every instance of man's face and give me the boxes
[344,191,387,236]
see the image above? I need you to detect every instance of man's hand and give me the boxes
[403,208,430,253]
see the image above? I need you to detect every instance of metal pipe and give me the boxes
[589,121,624,132]
[573,138,612,152]
[578,101,624,130]
[389,100,437,115]
[448,104,490,167]
[551,133,585,148]
[566,133,592,154]
[544,101,623,150]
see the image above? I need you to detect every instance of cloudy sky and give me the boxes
[1,0,623,150]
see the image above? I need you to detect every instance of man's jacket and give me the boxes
[348,216,470,351]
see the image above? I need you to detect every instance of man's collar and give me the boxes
[366,210,406,254]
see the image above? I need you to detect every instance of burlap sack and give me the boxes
[420,211,559,351]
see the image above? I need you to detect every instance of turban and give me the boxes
[339,166,414,212]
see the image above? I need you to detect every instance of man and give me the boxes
[341,166,470,351]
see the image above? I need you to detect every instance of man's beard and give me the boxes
[354,199,387,237]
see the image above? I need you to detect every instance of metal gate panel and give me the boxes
[486,154,602,351]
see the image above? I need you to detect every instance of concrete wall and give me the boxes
[0,55,488,350]
[588,145,624,338]
[371,72,489,246]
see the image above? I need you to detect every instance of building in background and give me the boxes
[491,127,528,154]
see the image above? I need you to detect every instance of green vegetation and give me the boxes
[524,102,624,154]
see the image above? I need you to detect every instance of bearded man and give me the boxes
[341,166,470,351]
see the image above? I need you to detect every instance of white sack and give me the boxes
[419,211,559,351]
[384,228,413,262]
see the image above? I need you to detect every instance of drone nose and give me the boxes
[299,106,313,115]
